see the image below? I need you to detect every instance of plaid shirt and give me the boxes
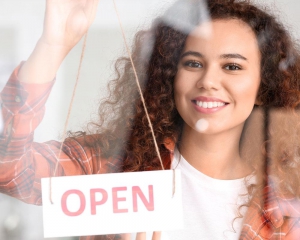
[1,66,300,240]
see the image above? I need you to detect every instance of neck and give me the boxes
[179,124,252,180]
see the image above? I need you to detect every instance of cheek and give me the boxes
[232,76,261,122]
[174,72,195,98]
[173,83,183,110]
[173,76,185,102]
[173,76,190,116]
[235,76,261,103]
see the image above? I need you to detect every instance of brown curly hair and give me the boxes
[75,0,300,199]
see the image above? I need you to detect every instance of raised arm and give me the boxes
[0,0,101,205]
[19,0,99,84]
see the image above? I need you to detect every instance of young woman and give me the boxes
[1,0,300,239]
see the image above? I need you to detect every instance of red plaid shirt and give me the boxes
[1,66,300,239]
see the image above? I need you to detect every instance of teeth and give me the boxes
[196,101,225,108]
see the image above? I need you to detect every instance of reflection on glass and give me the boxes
[1,0,300,239]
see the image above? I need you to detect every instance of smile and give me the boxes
[195,101,226,108]
[191,98,229,114]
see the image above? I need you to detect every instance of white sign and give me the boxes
[41,170,183,238]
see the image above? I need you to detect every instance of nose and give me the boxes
[196,65,221,90]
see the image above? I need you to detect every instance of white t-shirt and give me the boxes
[132,149,254,240]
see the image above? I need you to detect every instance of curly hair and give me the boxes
[75,0,300,199]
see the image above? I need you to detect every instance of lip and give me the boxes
[192,96,229,114]
[193,96,227,102]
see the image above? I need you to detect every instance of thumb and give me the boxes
[136,232,146,240]
[152,231,161,240]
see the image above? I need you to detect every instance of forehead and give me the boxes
[184,19,260,60]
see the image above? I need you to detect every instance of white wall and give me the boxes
[1,0,300,239]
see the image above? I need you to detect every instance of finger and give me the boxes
[84,0,99,25]
[120,233,131,240]
[136,232,146,240]
[152,231,161,240]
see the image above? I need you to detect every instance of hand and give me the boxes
[121,232,162,240]
[19,0,99,84]
[41,0,99,51]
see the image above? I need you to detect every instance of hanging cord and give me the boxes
[49,0,168,203]
[49,31,89,204]
[112,0,164,171]
[263,107,270,202]
[263,107,270,175]
[172,169,176,197]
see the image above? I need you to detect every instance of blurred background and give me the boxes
[0,0,300,239]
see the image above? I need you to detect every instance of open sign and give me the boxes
[41,170,183,238]
[60,185,154,216]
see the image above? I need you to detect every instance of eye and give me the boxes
[224,63,242,71]
[183,60,203,68]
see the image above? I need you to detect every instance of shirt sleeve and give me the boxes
[0,64,98,205]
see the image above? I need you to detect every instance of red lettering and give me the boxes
[112,187,128,213]
[90,188,108,215]
[61,189,86,216]
[132,185,154,212]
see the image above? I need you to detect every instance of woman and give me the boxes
[1,0,300,239]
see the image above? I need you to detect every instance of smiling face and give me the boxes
[174,19,261,136]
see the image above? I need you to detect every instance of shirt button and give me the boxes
[15,96,21,103]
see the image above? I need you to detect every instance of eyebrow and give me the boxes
[220,54,248,61]
[180,51,248,61]
[181,51,203,59]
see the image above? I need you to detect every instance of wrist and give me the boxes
[36,38,71,59]
[18,39,69,84]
